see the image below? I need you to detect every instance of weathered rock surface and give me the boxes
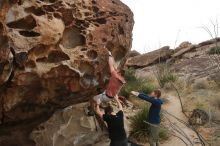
[131,38,220,82]
[171,40,220,80]
[118,50,141,69]
[31,103,109,146]
[174,41,192,53]
[172,42,195,58]
[126,46,173,68]
[30,101,135,146]
[0,0,133,145]
[126,50,141,58]
[126,39,220,72]
[172,38,220,59]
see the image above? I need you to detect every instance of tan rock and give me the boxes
[172,45,196,58]
[0,0,133,145]
[0,24,13,85]
[118,50,141,69]
[174,41,192,52]
[173,39,220,59]
[126,46,173,68]
[126,50,141,58]
[30,101,135,146]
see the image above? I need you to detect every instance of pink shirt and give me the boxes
[106,70,126,97]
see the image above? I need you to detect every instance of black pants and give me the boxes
[110,139,128,146]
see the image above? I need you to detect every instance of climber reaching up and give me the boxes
[95,95,128,146]
[105,51,126,102]
[88,50,126,116]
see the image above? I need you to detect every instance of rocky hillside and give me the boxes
[127,39,220,82]
[125,39,220,146]
[0,0,133,145]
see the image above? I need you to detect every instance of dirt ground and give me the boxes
[161,94,202,146]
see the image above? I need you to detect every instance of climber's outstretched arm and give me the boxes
[108,52,115,73]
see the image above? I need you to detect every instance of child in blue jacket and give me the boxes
[131,89,163,146]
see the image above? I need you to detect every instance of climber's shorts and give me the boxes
[93,91,113,105]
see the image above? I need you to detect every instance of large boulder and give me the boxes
[126,46,173,68]
[0,0,133,145]
[30,101,134,146]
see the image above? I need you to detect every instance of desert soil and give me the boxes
[161,95,202,146]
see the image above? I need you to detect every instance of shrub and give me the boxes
[124,68,136,81]
[159,73,177,87]
[120,68,155,98]
[211,73,220,87]
[130,106,169,143]
[129,106,149,143]
[192,79,209,90]
[140,83,155,94]
[211,108,220,122]
[209,46,220,54]
[212,97,220,109]
[159,128,169,141]
[154,64,177,88]
[196,102,205,109]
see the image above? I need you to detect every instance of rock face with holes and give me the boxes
[0,0,133,145]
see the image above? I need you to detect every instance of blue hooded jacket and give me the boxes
[138,93,163,124]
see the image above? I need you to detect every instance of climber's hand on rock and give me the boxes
[131,91,139,96]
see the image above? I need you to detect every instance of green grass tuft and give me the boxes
[129,106,169,143]
[120,68,155,98]
[155,64,177,88]
[209,46,220,54]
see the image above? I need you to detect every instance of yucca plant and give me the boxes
[154,64,177,88]
[130,106,150,143]
[130,106,169,143]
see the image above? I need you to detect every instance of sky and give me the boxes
[121,0,220,53]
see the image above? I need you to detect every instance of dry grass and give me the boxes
[192,78,210,90]
[212,96,220,109]
[128,96,147,107]
[154,64,177,88]
[210,93,220,121]
[120,68,158,98]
